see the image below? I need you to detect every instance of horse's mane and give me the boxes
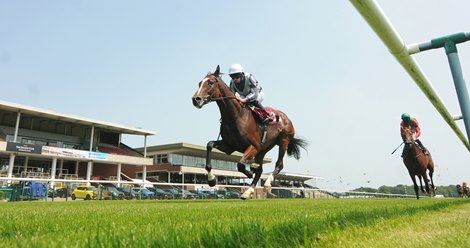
[213,73,236,98]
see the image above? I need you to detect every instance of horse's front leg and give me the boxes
[206,140,233,187]
[427,160,435,191]
[236,146,259,179]
[238,146,260,200]
[420,171,432,195]
[410,175,420,200]
[241,164,263,200]
[417,175,426,193]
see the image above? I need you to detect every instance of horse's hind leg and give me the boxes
[264,138,288,193]
[427,162,435,191]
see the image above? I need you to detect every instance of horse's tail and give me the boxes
[287,137,308,160]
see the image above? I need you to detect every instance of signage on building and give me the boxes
[41,146,108,160]
[6,142,43,154]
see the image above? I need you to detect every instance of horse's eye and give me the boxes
[198,81,202,87]
[207,79,217,87]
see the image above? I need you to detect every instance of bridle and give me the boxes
[209,96,237,101]
[203,76,237,103]
[403,128,424,159]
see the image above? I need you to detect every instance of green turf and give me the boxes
[0,198,469,247]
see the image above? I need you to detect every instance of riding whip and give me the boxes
[391,141,404,155]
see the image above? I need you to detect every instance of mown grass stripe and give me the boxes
[313,200,470,247]
[0,198,468,247]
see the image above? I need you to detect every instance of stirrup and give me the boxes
[262,117,272,124]
[261,126,268,144]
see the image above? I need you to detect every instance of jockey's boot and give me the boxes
[262,116,272,124]
[253,101,272,124]
[416,139,428,155]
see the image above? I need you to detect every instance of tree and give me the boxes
[352,184,459,197]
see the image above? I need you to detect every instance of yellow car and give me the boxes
[71,186,98,200]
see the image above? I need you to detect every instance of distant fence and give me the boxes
[0,177,424,202]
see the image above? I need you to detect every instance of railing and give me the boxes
[0,177,428,202]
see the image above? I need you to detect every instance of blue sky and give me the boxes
[1,1,469,191]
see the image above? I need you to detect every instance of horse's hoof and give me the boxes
[263,185,272,193]
[208,180,216,187]
[240,193,250,200]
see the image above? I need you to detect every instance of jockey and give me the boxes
[400,113,428,154]
[228,64,272,124]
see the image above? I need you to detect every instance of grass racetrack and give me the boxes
[1,198,469,247]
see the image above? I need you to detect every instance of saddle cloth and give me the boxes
[251,106,277,125]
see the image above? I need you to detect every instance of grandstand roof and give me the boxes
[138,142,272,163]
[0,100,156,136]
[274,172,323,182]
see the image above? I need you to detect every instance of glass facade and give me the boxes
[154,153,237,171]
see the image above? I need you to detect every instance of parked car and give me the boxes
[132,188,156,199]
[196,189,224,199]
[164,188,181,199]
[210,190,225,199]
[217,190,241,199]
[48,187,70,198]
[179,189,197,199]
[116,187,138,199]
[190,189,211,199]
[104,186,125,200]
[71,186,98,200]
[147,187,173,199]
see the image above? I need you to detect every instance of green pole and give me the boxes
[444,41,470,144]
[408,32,470,143]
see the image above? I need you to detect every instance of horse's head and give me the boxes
[192,65,226,109]
[401,125,416,155]
[402,126,414,144]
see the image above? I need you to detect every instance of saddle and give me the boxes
[402,141,429,157]
[250,106,277,125]
[416,143,430,155]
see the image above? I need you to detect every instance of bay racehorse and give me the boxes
[192,65,308,200]
[457,182,469,198]
[402,126,435,199]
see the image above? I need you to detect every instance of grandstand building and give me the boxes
[126,143,320,191]
[0,100,320,194]
[124,142,271,188]
[0,100,155,186]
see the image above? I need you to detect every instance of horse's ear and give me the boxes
[214,65,220,77]
[206,71,212,76]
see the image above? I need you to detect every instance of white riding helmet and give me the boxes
[228,64,244,75]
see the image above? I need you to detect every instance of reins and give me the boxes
[209,96,237,101]
[205,76,252,124]
[405,140,426,162]
[403,127,425,159]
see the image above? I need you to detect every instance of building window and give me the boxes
[156,153,237,171]
[155,154,168,164]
